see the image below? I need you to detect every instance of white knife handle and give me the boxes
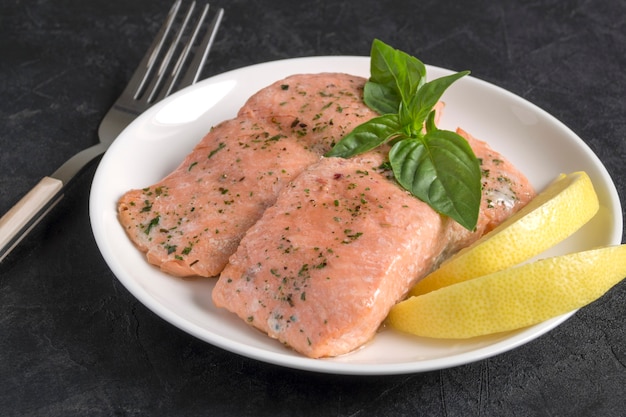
[0,176,64,262]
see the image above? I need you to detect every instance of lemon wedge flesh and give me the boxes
[388,245,626,339]
[410,171,599,297]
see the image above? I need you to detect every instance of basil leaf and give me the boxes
[365,39,426,114]
[407,70,470,128]
[325,39,481,230]
[389,130,481,230]
[363,82,399,115]
[397,101,417,136]
[325,114,402,158]
[424,109,438,133]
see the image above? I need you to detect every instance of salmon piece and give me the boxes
[238,72,378,155]
[213,153,447,358]
[212,134,535,358]
[118,73,377,277]
[118,118,319,277]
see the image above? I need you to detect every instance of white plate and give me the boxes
[90,56,622,375]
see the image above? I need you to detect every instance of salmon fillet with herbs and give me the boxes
[118,69,534,358]
[212,131,534,358]
[118,73,377,277]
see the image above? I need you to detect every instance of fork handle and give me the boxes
[0,177,64,262]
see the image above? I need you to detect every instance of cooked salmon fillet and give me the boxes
[118,73,377,277]
[212,132,535,358]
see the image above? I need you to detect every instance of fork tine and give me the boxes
[176,5,224,90]
[129,0,182,101]
[163,3,209,97]
[108,1,222,117]
[145,1,197,103]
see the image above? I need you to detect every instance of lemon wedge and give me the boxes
[410,171,599,297]
[388,245,626,339]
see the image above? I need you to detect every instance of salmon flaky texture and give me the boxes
[118,73,535,358]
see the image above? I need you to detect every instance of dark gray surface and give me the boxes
[1,0,625,415]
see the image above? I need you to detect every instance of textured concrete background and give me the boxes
[1,0,625,415]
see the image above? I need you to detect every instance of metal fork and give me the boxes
[0,1,224,262]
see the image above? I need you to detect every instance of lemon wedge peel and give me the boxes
[410,171,600,297]
[388,244,626,339]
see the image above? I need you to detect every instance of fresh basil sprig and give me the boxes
[325,39,481,230]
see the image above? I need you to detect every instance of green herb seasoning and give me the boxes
[144,215,160,235]
[208,142,226,159]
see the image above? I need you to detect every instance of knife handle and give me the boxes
[0,177,64,262]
